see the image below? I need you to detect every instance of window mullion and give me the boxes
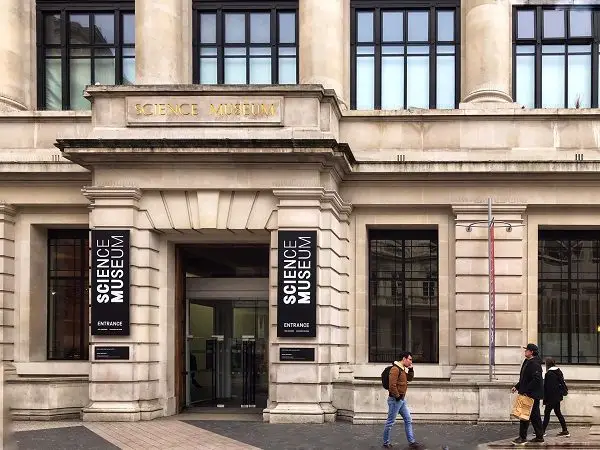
[374,7,382,109]
[271,9,277,83]
[217,9,224,84]
[245,12,250,84]
[61,9,69,109]
[115,11,123,84]
[430,6,436,109]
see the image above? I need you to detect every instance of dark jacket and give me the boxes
[544,367,567,406]
[514,356,544,400]
[388,361,414,399]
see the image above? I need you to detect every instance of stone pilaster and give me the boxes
[267,188,351,423]
[81,187,162,421]
[135,0,186,84]
[0,205,15,448]
[452,205,526,381]
[461,0,513,105]
[0,205,16,366]
[0,0,26,111]
[299,0,349,107]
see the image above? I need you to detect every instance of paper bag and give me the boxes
[511,394,534,421]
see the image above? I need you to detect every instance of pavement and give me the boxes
[12,419,596,450]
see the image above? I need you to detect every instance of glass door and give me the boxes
[186,299,268,408]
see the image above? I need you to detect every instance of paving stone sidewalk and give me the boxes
[13,419,531,450]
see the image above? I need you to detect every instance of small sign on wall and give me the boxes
[91,229,130,336]
[94,346,130,360]
[277,230,317,337]
[280,347,315,362]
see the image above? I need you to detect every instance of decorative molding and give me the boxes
[82,186,142,202]
[452,204,527,216]
[273,187,353,218]
[0,204,17,218]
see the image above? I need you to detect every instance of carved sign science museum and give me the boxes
[126,96,283,126]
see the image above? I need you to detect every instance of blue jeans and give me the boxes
[383,396,415,445]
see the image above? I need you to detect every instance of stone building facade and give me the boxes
[1,0,600,425]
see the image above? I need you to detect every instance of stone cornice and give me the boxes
[273,187,352,217]
[0,203,17,218]
[452,204,528,215]
[82,186,142,202]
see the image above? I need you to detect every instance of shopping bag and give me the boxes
[511,394,534,421]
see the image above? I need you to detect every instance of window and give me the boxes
[193,1,298,85]
[351,1,460,110]
[369,230,439,363]
[47,230,89,360]
[37,1,135,110]
[514,7,599,108]
[539,230,600,364]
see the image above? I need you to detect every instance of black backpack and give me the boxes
[559,372,569,397]
[381,364,399,390]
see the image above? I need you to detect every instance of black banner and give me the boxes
[91,229,130,335]
[94,346,130,360]
[277,230,317,337]
[280,347,315,362]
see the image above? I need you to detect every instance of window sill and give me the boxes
[0,110,91,120]
[15,361,90,377]
[350,363,452,379]
[344,107,600,119]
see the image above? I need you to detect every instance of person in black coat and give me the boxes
[511,343,544,445]
[543,357,570,437]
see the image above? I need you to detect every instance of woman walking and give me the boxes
[543,357,570,437]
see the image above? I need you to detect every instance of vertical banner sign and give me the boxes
[277,230,317,337]
[488,198,496,377]
[91,229,130,335]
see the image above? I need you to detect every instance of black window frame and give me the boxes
[36,0,135,110]
[368,229,439,364]
[350,0,461,110]
[513,6,600,108]
[47,229,90,361]
[192,0,299,85]
[538,230,600,365]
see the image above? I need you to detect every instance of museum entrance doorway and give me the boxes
[176,244,269,411]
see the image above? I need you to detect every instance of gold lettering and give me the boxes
[260,103,276,116]
[158,104,167,115]
[243,103,251,115]
[142,104,153,115]
[135,104,144,115]
[209,104,225,115]
[167,104,179,115]
[191,103,198,115]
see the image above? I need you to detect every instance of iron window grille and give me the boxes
[47,229,90,361]
[350,0,460,110]
[513,6,600,108]
[538,230,600,364]
[36,1,135,110]
[368,229,439,363]
[192,1,298,85]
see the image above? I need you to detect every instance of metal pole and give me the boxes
[488,198,496,381]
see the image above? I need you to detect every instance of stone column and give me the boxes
[1,362,15,450]
[452,205,526,385]
[299,0,349,107]
[0,204,15,449]
[135,0,186,84]
[461,0,513,104]
[267,188,351,423]
[82,187,162,421]
[0,204,16,367]
[0,0,26,110]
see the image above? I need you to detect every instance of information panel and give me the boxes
[91,229,130,336]
[277,230,317,337]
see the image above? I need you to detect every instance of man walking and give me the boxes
[382,351,423,449]
[511,343,544,445]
